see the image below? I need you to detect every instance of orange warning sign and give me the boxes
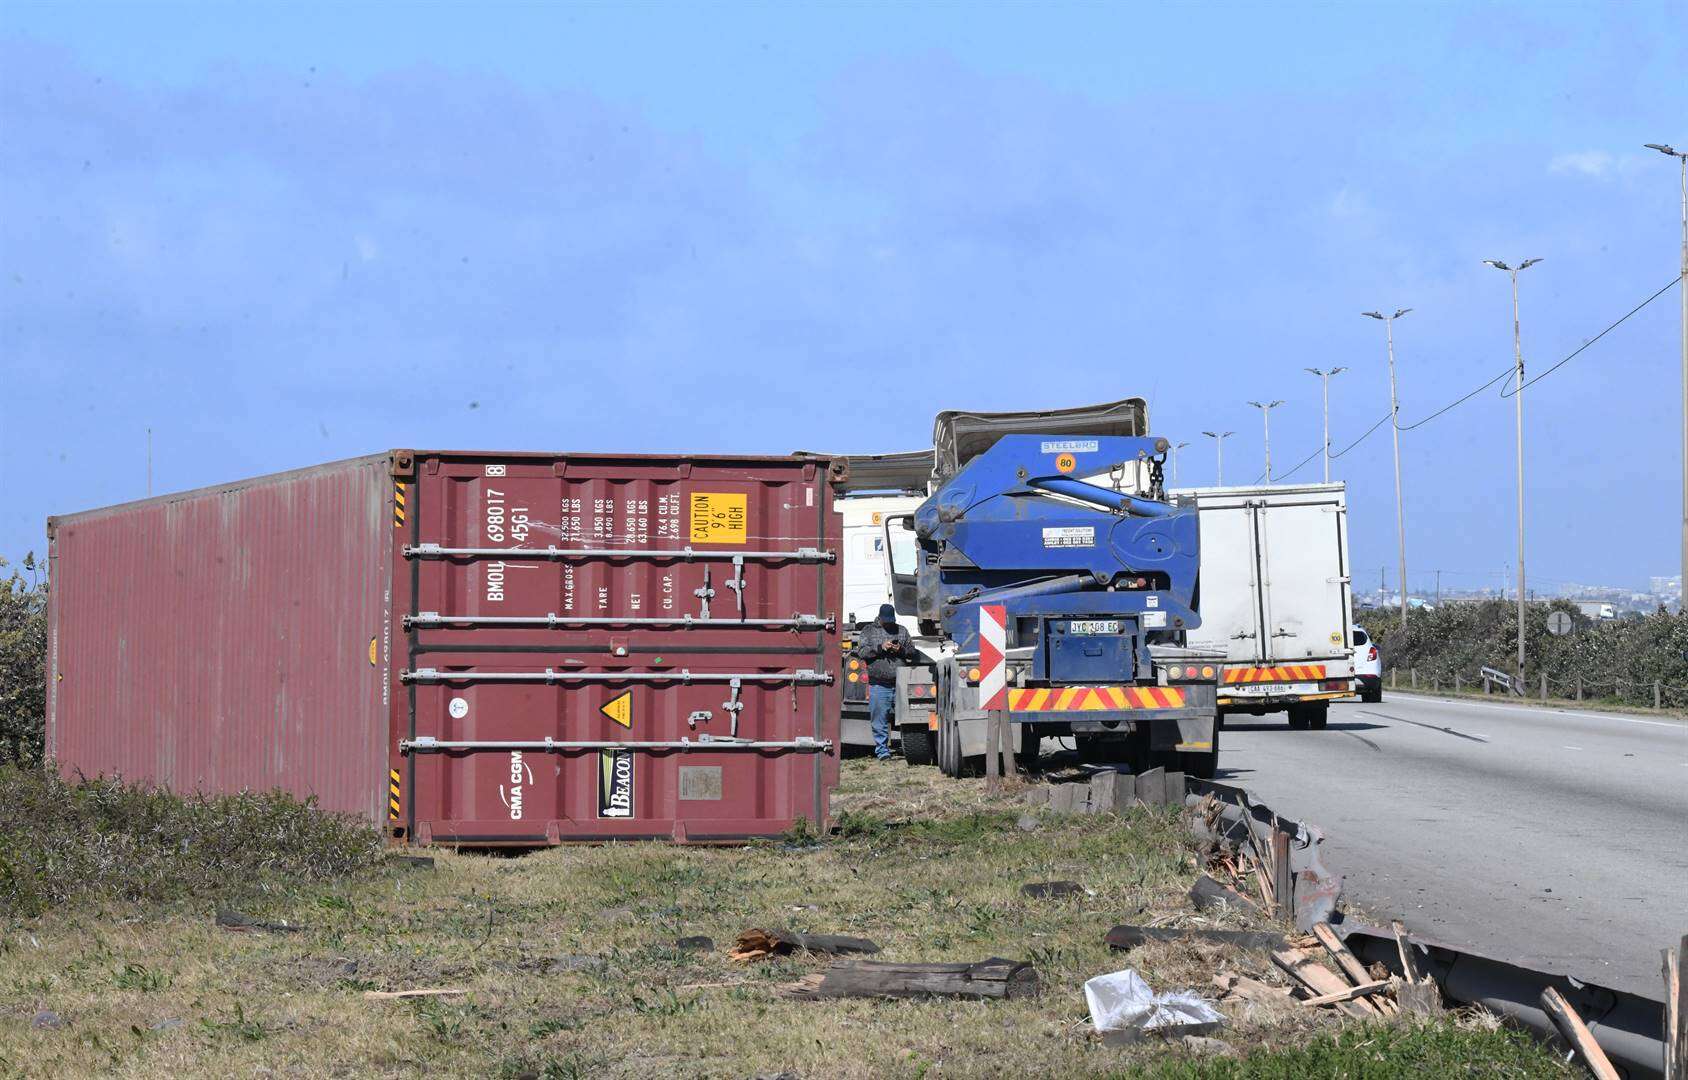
[600,690,633,728]
[1055,453,1077,474]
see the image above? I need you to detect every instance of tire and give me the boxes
[1286,706,1310,730]
[902,723,936,767]
[1306,701,1329,730]
[1076,733,1131,764]
[1018,725,1040,767]
[1364,686,1382,704]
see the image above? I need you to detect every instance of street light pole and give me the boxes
[1484,258,1542,681]
[1247,401,1285,483]
[1304,367,1347,483]
[1364,309,1412,627]
[1201,430,1234,486]
[1170,441,1190,487]
[1645,143,1688,611]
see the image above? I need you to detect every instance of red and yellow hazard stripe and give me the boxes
[1222,664,1326,685]
[1008,685,1187,711]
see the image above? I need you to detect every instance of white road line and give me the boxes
[1397,696,1687,729]
[1563,745,1583,751]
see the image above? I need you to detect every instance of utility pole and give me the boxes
[1485,258,1542,681]
[1201,430,1234,486]
[1435,569,1441,606]
[1304,367,1347,483]
[1364,308,1412,627]
[1170,441,1190,487]
[1645,144,1688,612]
[1380,566,1386,608]
[1247,400,1285,483]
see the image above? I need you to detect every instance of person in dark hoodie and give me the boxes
[852,603,919,760]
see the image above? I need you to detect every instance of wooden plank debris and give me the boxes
[1107,925,1286,952]
[1667,935,1685,1080]
[1391,920,1424,983]
[362,988,468,1000]
[1189,874,1262,914]
[780,958,1038,1001]
[1272,948,1377,1019]
[729,928,880,962]
[1313,923,1399,1015]
[1540,987,1621,1080]
[1298,979,1390,1008]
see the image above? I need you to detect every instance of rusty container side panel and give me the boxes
[393,452,843,844]
[46,455,395,822]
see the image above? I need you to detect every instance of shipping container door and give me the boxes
[1257,498,1350,662]
[397,454,838,845]
[1188,502,1264,663]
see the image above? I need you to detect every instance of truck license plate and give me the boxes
[1069,620,1121,635]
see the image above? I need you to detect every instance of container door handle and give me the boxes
[725,555,746,620]
[694,565,715,619]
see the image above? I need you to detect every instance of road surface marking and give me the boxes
[1360,711,1489,742]
[1400,696,1685,729]
[1563,745,1583,751]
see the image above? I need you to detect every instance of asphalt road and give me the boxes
[1219,692,1688,999]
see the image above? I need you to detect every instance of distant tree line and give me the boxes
[0,555,47,765]
[1357,598,1688,708]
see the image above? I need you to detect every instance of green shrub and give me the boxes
[1357,599,1688,707]
[0,555,47,766]
[0,765,382,916]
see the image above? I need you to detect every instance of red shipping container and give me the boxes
[47,450,846,844]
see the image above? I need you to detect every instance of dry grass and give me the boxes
[0,759,1569,1078]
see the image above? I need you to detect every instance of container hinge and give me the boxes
[408,736,440,751]
[723,677,744,738]
[413,542,443,556]
[726,555,746,619]
[410,668,441,681]
[687,709,712,729]
[694,565,715,619]
[795,547,834,563]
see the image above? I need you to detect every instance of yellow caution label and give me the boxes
[393,482,407,529]
[601,690,633,729]
[368,636,378,666]
[689,492,747,544]
[1055,453,1077,474]
[388,769,402,820]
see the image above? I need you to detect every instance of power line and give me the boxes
[1257,274,1683,473]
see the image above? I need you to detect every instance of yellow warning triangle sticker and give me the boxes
[600,690,633,729]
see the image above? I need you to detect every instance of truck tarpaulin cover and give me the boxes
[47,450,844,845]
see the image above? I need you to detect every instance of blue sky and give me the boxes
[2,1,1684,595]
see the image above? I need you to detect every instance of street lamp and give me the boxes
[1201,430,1234,486]
[1484,259,1542,680]
[1247,400,1285,483]
[1364,308,1412,627]
[1304,367,1348,483]
[1170,441,1190,487]
[1645,143,1688,611]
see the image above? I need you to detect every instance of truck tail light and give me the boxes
[1322,679,1347,692]
[967,667,981,683]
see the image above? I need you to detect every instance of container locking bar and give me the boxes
[401,668,833,686]
[400,735,833,754]
[404,543,834,563]
[404,612,832,632]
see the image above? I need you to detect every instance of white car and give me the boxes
[1352,625,1382,703]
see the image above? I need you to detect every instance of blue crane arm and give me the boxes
[911,434,1201,655]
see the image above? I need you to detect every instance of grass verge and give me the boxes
[0,759,1573,1077]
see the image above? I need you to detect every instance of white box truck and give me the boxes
[1174,482,1358,729]
[835,493,930,752]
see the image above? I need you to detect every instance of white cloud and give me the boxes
[1549,150,1616,177]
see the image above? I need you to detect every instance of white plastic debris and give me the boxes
[1084,968,1226,1043]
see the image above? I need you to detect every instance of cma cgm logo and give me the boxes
[499,751,534,820]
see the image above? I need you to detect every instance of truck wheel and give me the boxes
[1180,742,1219,780]
[1287,705,1310,730]
[902,723,936,767]
[1305,702,1329,730]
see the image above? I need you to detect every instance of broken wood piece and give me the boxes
[1021,881,1085,900]
[1135,766,1166,806]
[1272,949,1377,1019]
[1396,979,1444,1018]
[1391,919,1424,984]
[215,909,304,933]
[1087,770,1132,814]
[1189,874,1261,914]
[1048,782,1088,814]
[1298,979,1390,1008]
[730,928,880,962]
[781,957,1037,1001]
[1666,935,1685,1080]
[1313,923,1399,1015]
[1214,973,1293,1005]
[1540,987,1621,1080]
[1106,925,1286,952]
[362,988,468,1000]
